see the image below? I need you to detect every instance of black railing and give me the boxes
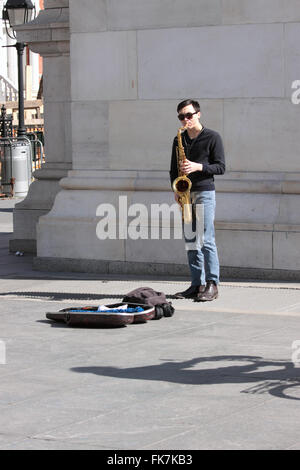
[0,104,45,170]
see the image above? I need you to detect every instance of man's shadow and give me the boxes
[71,355,300,401]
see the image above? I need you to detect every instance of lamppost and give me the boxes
[2,0,35,137]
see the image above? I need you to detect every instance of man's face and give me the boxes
[177,104,201,129]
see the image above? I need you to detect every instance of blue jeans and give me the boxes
[184,190,219,286]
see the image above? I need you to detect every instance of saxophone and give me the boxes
[172,126,193,223]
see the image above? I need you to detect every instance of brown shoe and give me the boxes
[174,285,200,299]
[195,281,218,302]
[198,285,206,295]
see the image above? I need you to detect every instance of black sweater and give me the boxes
[169,127,225,192]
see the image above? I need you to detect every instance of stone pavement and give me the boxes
[1,198,300,450]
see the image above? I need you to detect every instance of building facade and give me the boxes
[12,0,300,280]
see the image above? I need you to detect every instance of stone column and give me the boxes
[9,0,71,253]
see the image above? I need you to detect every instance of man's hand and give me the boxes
[180,159,203,175]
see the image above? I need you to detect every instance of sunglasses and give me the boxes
[178,111,198,121]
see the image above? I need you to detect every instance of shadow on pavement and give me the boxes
[71,355,300,400]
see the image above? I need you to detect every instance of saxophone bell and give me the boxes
[173,176,191,193]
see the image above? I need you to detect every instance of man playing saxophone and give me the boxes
[170,99,225,302]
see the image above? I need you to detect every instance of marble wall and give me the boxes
[21,0,300,278]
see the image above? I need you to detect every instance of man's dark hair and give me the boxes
[177,99,200,113]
